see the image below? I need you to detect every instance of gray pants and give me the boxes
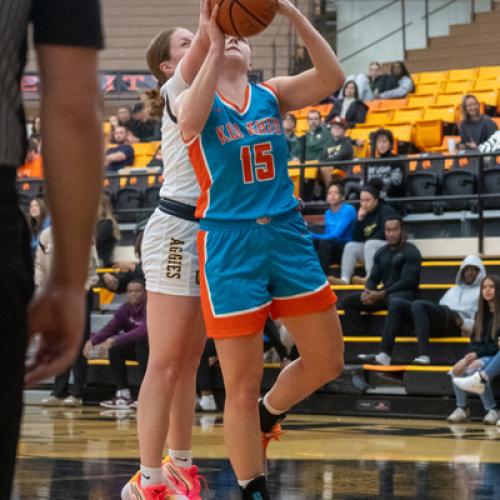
[340,240,387,283]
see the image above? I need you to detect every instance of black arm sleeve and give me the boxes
[32,0,104,48]
[385,247,422,295]
[264,319,288,360]
[366,249,383,291]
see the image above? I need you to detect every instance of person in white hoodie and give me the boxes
[359,255,485,366]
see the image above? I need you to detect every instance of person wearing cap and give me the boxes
[325,80,368,128]
[342,216,421,336]
[330,178,397,286]
[319,116,354,187]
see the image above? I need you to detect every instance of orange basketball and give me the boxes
[216,0,278,37]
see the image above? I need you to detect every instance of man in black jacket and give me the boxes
[342,216,421,336]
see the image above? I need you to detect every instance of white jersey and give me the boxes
[159,63,200,205]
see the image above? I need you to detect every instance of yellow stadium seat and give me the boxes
[385,123,413,143]
[435,93,464,107]
[444,80,472,93]
[391,108,424,124]
[474,78,500,91]
[365,101,380,112]
[407,94,436,108]
[347,125,379,143]
[296,117,308,135]
[377,98,408,111]
[471,89,500,111]
[477,66,500,80]
[414,120,443,150]
[412,73,421,85]
[418,71,449,84]
[313,104,333,117]
[426,134,461,153]
[364,110,394,126]
[448,68,477,81]
[423,106,457,124]
[102,121,111,137]
[415,82,445,95]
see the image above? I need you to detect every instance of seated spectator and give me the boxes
[346,61,393,101]
[26,197,51,256]
[130,102,161,142]
[478,130,500,159]
[38,227,99,407]
[102,231,144,293]
[367,129,406,198]
[116,106,140,142]
[458,95,497,151]
[319,117,354,187]
[18,138,43,178]
[83,279,148,409]
[30,115,42,141]
[360,255,485,366]
[96,193,121,267]
[342,216,421,336]
[147,145,164,168]
[447,275,500,424]
[311,182,356,279]
[197,339,218,411]
[105,125,135,172]
[283,113,301,161]
[331,179,396,285]
[377,61,414,100]
[326,80,368,128]
[304,109,330,161]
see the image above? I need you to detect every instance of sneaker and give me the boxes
[375,352,391,366]
[327,276,347,285]
[100,396,133,410]
[40,395,65,407]
[447,407,470,423]
[483,409,500,425]
[199,395,217,412]
[262,422,285,455]
[161,456,205,500]
[357,353,376,363]
[351,276,367,285]
[63,395,83,407]
[412,355,431,365]
[121,470,174,500]
[453,372,486,395]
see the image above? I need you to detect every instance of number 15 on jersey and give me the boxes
[240,142,276,184]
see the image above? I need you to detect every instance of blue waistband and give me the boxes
[199,209,299,231]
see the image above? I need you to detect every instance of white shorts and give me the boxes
[142,208,200,296]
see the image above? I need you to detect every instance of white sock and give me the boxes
[169,449,192,468]
[116,388,131,399]
[238,476,263,489]
[263,393,288,415]
[140,465,164,487]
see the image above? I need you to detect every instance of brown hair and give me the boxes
[99,192,121,241]
[143,28,178,119]
[473,274,500,342]
[27,197,48,234]
[461,94,480,122]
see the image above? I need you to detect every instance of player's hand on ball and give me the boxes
[198,0,211,44]
[25,282,85,387]
[208,1,225,51]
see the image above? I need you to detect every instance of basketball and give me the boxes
[216,0,278,37]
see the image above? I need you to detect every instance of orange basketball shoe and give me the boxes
[120,470,184,500]
[161,456,206,500]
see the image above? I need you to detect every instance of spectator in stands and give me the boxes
[197,339,218,411]
[447,275,500,424]
[147,145,164,168]
[361,255,485,366]
[283,113,301,161]
[326,80,368,128]
[102,231,144,293]
[18,139,43,178]
[116,106,138,141]
[343,216,421,336]
[312,182,356,278]
[37,228,99,407]
[347,61,393,101]
[96,193,120,267]
[304,109,330,161]
[377,61,414,100]
[30,116,42,141]
[131,102,161,142]
[105,125,135,172]
[368,128,406,198]
[27,197,51,256]
[319,117,354,187]
[478,130,500,161]
[458,95,498,151]
[83,279,148,409]
[331,178,396,285]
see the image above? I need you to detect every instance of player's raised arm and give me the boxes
[176,4,225,142]
[267,0,345,113]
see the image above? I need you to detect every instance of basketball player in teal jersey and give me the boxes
[176,2,345,498]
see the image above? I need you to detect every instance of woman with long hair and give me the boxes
[121,4,211,499]
[27,197,50,256]
[458,94,497,151]
[449,275,500,424]
[95,192,120,267]
[176,2,345,497]
[326,79,368,127]
[378,61,414,99]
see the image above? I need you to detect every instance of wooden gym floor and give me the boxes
[13,406,500,499]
